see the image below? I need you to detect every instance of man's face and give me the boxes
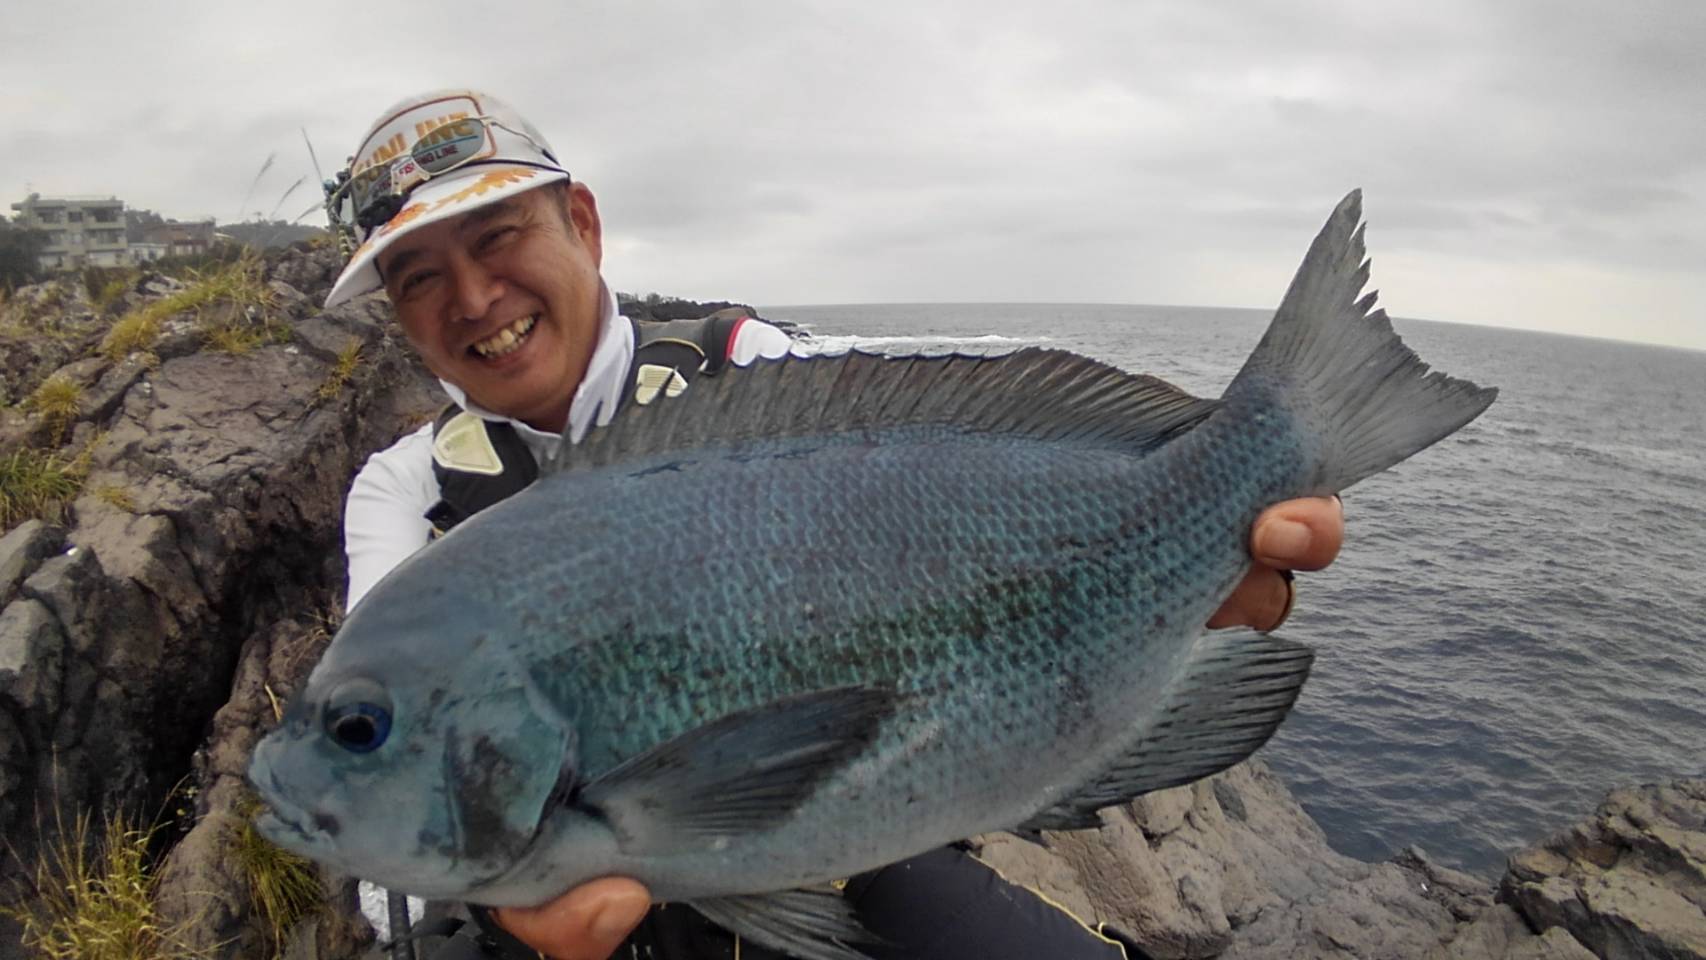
[376,183,604,433]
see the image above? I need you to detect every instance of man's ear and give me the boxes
[563,182,603,267]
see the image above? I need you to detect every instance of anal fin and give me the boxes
[1019,631,1312,834]
[691,887,875,960]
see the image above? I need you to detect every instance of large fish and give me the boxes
[250,192,1495,959]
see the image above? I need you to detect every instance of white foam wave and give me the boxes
[791,332,1051,356]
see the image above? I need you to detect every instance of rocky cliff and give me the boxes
[0,250,1699,959]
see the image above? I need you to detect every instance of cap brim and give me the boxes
[323,163,570,309]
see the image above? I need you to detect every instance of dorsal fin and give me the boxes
[547,347,1220,472]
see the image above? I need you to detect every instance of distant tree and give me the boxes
[0,219,49,288]
[217,219,329,250]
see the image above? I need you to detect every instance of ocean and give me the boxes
[762,302,1706,878]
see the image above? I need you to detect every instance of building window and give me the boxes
[67,210,83,222]
[38,210,62,223]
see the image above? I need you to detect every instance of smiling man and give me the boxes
[321,89,1344,960]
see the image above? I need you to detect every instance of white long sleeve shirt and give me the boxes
[343,286,794,611]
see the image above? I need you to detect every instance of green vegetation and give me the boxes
[3,809,200,960]
[314,339,363,403]
[233,795,322,957]
[1,219,49,289]
[93,483,137,512]
[195,257,285,355]
[217,220,328,251]
[100,310,164,362]
[25,373,83,443]
[145,242,248,283]
[101,253,282,360]
[83,266,138,313]
[0,446,90,530]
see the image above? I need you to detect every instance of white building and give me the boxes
[9,194,131,270]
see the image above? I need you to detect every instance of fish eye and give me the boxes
[323,679,393,754]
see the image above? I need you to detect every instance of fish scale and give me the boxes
[531,436,1159,774]
[250,192,1497,960]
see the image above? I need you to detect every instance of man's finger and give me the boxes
[1251,496,1344,571]
[1207,566,1294,631]
[492,878,651,960]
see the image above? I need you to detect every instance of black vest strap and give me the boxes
[424,311,748,534]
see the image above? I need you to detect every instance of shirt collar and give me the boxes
[436,282,632,449]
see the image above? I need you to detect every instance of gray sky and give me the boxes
[6,0,1703,350]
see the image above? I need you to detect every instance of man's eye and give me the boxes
[398,270,438,296]
[479,226,518,250]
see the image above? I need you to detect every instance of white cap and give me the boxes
[324,90,570,308]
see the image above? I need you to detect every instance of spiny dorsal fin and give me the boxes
[549,347,1219,473]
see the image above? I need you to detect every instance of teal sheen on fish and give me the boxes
[249,191,1496,960]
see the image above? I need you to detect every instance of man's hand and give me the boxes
[493,878,650,960]
[1208,496,1344,630]
[493,497,1343,958]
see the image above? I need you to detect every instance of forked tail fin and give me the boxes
[1224,190,1497,494]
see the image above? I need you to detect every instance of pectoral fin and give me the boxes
[1020,630,1312,833]
[579,686,897,852]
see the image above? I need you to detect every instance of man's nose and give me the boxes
[447,252,505,321]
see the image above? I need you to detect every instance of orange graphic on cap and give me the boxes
[347,167,544,268]
[375,201,433,239]
[430,168,539,210]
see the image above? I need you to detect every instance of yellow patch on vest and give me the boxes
[432,411,505,476]
[633,363,690,406]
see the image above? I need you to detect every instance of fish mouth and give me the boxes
[470,314,537,359]
[247,745,325,852]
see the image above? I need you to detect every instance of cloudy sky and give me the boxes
[6,0,1703,350]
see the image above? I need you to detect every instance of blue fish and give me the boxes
[250,191,1496,960]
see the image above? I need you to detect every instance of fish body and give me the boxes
[250,192,1496,959]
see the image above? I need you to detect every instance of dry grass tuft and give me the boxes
[25,374,83,443]
[101,253,283,360]
[0,445,91,531]
[93,483,138,512]
[83,267,138,313]
[3,808,203,960]
[232,795,323,957]
[313,339,363,404]
[100,311,164,362]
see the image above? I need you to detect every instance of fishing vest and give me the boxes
[423,312,746,534]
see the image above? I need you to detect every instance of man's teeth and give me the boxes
[472,315,537,358]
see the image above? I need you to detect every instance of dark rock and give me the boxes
[0,521,63,606]
[0,279,108,405]
[1499,780,1706,960]
[1426,904,1597,959]
[974,760,1484,959]
[155,811,264,959]
[84,356,148,425]
[266,243,345,306]
[0,243,438,954]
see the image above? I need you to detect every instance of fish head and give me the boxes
[247,593,577,899]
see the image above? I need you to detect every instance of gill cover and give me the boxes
[441,682,573,874]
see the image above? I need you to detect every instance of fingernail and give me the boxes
[1256,520,1311,565]
[590,891,648,942]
